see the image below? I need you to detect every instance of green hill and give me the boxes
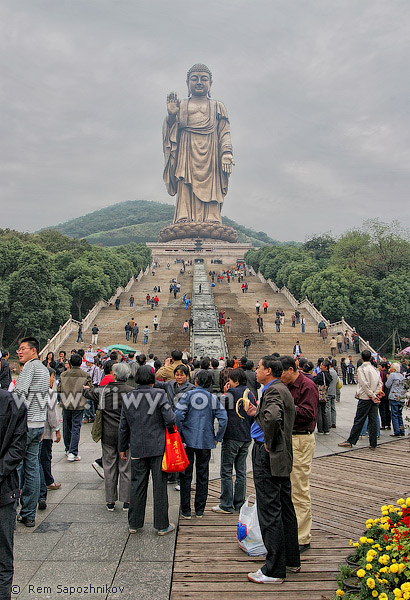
[46,199,288,247]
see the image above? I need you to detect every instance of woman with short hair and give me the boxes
[83,362,134,511]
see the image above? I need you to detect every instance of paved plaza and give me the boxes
[12,385,401,600]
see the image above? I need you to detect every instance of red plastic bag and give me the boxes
[161,426,189,473]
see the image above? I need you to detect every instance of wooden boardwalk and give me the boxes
[171,439,410,600]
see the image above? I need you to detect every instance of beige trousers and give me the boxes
[290,433,315,545]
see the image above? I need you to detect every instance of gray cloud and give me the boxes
[1,0,409,241]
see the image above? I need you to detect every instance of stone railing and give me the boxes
[298,297,330,328]
[280,285,299,309]
[40,266,148,359]
[256,272,376,354]
[266,279,280,293]
[39,317,80,360]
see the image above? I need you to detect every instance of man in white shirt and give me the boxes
[338,350,382,450]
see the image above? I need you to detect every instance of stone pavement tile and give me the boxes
[48,469,102,484]
[51,522,129,561]
[59,487,105,504]
[14,530,66,561]
[52,461,101,474]
[108,562,172,600]
[122,525,176,562]
[15,561,118,600]
[45,503,130,524]
[11,561,43,599]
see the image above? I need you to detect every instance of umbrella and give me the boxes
[399,346,410,355]
[107,344,139,354]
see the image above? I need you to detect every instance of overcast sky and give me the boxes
[1,0,409,242]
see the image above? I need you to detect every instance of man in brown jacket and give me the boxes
[246,355,300,584]
[155,350,183,382]
[57,353,93,462]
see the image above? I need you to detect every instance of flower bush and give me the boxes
[335,499,410,599]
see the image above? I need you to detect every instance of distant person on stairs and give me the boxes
[243,336,251,358]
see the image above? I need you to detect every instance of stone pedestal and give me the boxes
[147,239,252,263]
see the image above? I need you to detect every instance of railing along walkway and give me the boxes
[171,439,410,600]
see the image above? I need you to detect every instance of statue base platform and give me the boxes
[158,221,238,243]
[147,238,252,262]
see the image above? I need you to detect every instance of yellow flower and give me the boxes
[379,567,388,573]
[379,555,390,565]
[357,569,366,578]
[379,594,389,600]
[382,511,389,516]
[349,539,353,546]
[406,497,410,507]
[404,593,410,600]
[367,578,376,589]
[372,591,378,598]
[360,536,368,544]
[353,542,360,547]
[394,589,403,598]
[398,498,405,505]
[367,538,374,543]
[367,564,373,570]
[381,505,388,511]
[336,591,345,597]
[390,564,400,573]
[402,583,410,592]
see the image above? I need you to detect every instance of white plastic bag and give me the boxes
[237,494,267,556]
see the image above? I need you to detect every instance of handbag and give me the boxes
[336,377,343,390]
[161,425,190,473]
[91,410,102,442]
[317,373,328,403]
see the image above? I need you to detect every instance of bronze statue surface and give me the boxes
[161,64,236,242]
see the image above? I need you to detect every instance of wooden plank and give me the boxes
[170,440,407,599]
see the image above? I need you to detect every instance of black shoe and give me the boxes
[95,457,103,468]
[299,543,310,553]
[18,515,35,527]
[38,499,47,510]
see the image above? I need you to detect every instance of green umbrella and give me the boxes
[106,344,138,354]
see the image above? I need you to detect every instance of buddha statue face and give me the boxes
[187,71,212,97]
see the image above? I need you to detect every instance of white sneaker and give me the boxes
[175,484,180,491]
[67,453,81,462]
[212,505,233,514]
[92,461,104,479]
[247,569,284,584]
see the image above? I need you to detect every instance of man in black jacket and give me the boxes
[0,390,27,600]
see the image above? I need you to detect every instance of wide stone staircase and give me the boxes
[210,267,351,363]
[60,262,192,358]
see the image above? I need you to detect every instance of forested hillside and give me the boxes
[246,220,410,351]
[0,229,150,349]
[45,200,289,247]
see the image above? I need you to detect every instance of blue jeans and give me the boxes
[62,409,84,456]
[18,427,44,521]
[389,400,405,435]
[144,335,148,344]
[0,501,17,600]
[220,439,250,512]
[276,324,280,332]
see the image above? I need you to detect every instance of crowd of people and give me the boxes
[1,332,409,596]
